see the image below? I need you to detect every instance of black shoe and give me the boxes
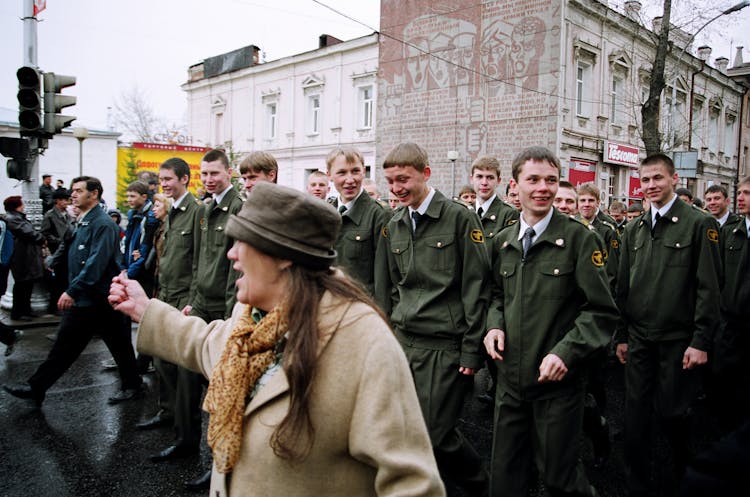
[3,383,44,407]
[135,415,174,430]
[184,470,211,491]
[4,330,23,356]
[107,387,142,404]
[150,444,199,462]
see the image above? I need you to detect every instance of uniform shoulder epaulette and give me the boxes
[568,216,588,227]
[600,220,617,232]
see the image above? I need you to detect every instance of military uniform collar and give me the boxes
[342,189,371,226]
[172,190,191,209]
[475,194,497,217]
[213,185,234,206]
[651,194,678,225]
[518,208,553,242]
[408,187,436,218]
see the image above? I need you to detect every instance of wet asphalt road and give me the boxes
[2,322,703,497]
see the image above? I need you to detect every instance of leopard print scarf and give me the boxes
[203,304,288,474]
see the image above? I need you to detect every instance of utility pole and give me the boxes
[20,0,42,227]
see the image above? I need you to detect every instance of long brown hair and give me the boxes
[270,266,388,461]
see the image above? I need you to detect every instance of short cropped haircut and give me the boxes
[72,176,103,200]
[627,203,644,213]
[326,147,365,171]
[739,176,750,186]
[307,170,328,180]
[202,149,230,169]
[704,184,728,198]
[471,156,500,176]
[239,151,278,178]
[161,157,191,181]
[382,142,429,172]
[576,182,601,201]
[126,181,149,195]
[675,187,693,200]
[511,146,561,181]
[641,153,675,175]
[459,185,476,197]
[559,180,575,191]
[609,201,627,213]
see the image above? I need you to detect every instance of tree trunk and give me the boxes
[641,0,673,157]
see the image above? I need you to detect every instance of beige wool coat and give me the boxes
[137,292,445,497]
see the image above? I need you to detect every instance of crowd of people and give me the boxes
[1,143,748,497]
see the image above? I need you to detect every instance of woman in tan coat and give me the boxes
[109,182,444,497]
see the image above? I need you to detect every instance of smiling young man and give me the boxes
[471,156,519,241]
[553,180,578,216]
[615,153,721,496]
[382,142,490,495]
[326,147,390,309]
[704,184,738,227]
[306,170,330,200]
[239,151,278,195]
[576,183,620,292]
[484,146,617,497]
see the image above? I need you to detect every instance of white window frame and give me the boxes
[576,61,592,117]
[358,85,374,129]
[724,114,736,155]
[708,106,720,152]
[308,94,321,135]
[265,102,277,140]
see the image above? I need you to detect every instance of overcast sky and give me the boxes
[0,0,380,132]
[1,0,747,134]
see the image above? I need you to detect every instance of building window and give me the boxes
[691,99,703,149]
[724,115,735,155]
[611,76,625,124]
[266,102,277,139]
[308,95,321,135]
[708,108,719,152]
[358,85,373,129]
[576,62,592,117]
[214,113,223,147]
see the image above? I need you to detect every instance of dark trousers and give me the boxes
[0,321,17,345]
[28,304,141,394]
[11,279,34,319]
[491,388,598,497]
[624,335,697,497]
[398,334,488,495]
[45,271,66,314]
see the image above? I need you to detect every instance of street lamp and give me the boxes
[73,126,88,176]
[447,150,459,198]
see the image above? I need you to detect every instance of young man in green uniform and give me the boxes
[382,142,490,495]
[615,153,721,497]
[484,146,617,497]
[181,148,244,490]
[712,176,750,433]
[137,158,203,465]
[577,183,620,291]
[471,156,519,240]
[704,184,740,228]
[553,180,579,216]
[239,150,278,195]
[326,147,391,311]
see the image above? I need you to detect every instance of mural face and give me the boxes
[379,0,561,187]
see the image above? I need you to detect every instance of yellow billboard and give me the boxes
[116,142,210,212]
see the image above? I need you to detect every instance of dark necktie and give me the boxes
[411,211,422,232]
[652,212,661,235]
[168,207,177,224]
[339,205,347,215]
[477,207,484,218]
[522,227,535,258]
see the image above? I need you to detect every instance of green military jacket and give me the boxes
[336,191,392,310]
[615,198,721,350]
[577,213,620,293]
[158,192,201,309]
[192,188,244,318]
[719,216,749,323]
[478,196,519,240]
[487,210,618,399]
[383,190,490,369]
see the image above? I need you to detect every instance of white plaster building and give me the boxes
[182,33,379,190]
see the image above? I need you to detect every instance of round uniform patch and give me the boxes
[381,226,389,238]
[591,250,605,267]
[470,229,485,243]
[611,239,619,249]
[707,228,718,243]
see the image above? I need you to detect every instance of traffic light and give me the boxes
[43,72,77,135]
[16,66,43,136]
[0,136,32,181]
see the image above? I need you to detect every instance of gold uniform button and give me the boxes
[675,243,680,248]
[490,215,496,221]
[553,268,560,275]
[395,248,400,254]
[355,235,361,241]
[437,242,443,248]
[489,232,495,237]
[672,216,678,222]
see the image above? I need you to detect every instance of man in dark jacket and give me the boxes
[4,176,141,407]
[41,189,73,313]
[3,196,45,321]
[39,174,55,213]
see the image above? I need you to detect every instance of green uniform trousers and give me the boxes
[624,334,697,496]
[397,331,488,494]
[491,387,598,497]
